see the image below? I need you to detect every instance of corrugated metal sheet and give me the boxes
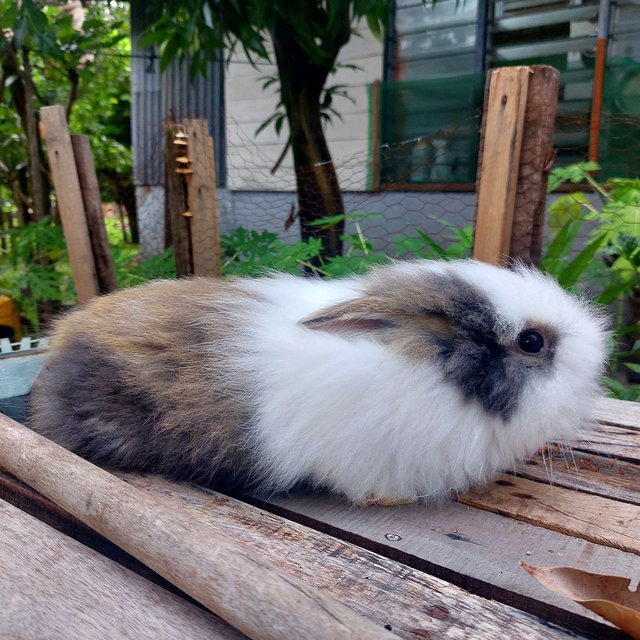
[130,0,225,187]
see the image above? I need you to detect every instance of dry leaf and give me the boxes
[521,562,640,638]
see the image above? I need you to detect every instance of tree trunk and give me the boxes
[20,48,49,222]
[272,15,349,259]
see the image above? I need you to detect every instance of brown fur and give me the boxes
[29,278,263,487]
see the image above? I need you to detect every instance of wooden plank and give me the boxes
[458,473,640,556]
[0,498,242,640]
[165,125,192,277]
[1,468,597,639]
[595,397,640,430]
[126,476,595,640]
[0,413,396,640]
[39,105,99,304]
[517,450,640,506]
[184,119,221,277]
[473,66,530,265]
[570,422,640,463]
[71,134,117,294]
[259,491,635,638]
[0,469,192,599]
[369,79,381,191]
[509,65,559,266]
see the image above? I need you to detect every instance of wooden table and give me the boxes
[1,383,639,638]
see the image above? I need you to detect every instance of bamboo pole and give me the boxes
[0,412,397,640]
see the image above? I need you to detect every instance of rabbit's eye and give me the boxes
[518,330,544,354]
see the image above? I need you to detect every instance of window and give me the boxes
[375,0,640,188]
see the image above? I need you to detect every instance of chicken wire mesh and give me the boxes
[132,61,640,282]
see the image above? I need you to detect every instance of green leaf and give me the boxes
[547,162,600,192]
[202,3,214,29]
[556,233,608,289]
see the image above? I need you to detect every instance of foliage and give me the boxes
[0,1,132,329]
[144,0,399,259]
[543,162,640,401]
[221,227,323,276]
[0,1,131,198]
[219,215,473,279]
[142,1,388,81]
[0,217,73,330]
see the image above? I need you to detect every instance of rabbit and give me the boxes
[28,259,608,505]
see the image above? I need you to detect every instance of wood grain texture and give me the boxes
[261,492,633,638]
[0,498,242,640]
[164,125,191,277]
[516,450,640,506]
[570,422,640,463]
[594,397,640,430]
[125,476,590,640]
[509,65,559,266]
[39,105,99,303]
[458,474,640,556]
[0,413,396,640]
[473,66,530,265]
[185,119,221,277]
[71,134,117,294]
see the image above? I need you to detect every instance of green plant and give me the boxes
[395,220,474,260]
[0,217,74,330]
[143,0,400,259]
[221,227,323,277]
[544,162,640,400]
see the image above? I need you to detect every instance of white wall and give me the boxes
[224,22,384,192]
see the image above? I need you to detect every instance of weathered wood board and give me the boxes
[473,66,530,265]
[40,105,99,303]
[0,497,243,640]
[124,476,591,640]
[0,413,396,640]
[258,399,640,638]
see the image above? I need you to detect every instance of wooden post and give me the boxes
[369,80,382,192]
[40,106,99,304]
[473,67,530,265]
[71,135,117,294]
[0,413,397,640]
[184,119,221,277]
[509,66,560,266]
[164,125,192,277]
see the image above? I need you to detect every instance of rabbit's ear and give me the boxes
[300,296,454,342]
[300,297,399,335]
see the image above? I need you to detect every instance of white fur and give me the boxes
[213,260,608,503]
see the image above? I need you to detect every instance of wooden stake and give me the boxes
[509,66,560,266]
[0,413,396,640]
[164,125,192,277]
[71,135,117,294]
[473,67,530,266]
[369,79,382,192]
[40,106,99,303]
[184,119,221,277]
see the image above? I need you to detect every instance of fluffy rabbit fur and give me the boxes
[29,259,608,505]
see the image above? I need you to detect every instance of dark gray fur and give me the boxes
[362,270,555,420]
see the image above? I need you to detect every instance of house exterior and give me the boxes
[130,1,640,256]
